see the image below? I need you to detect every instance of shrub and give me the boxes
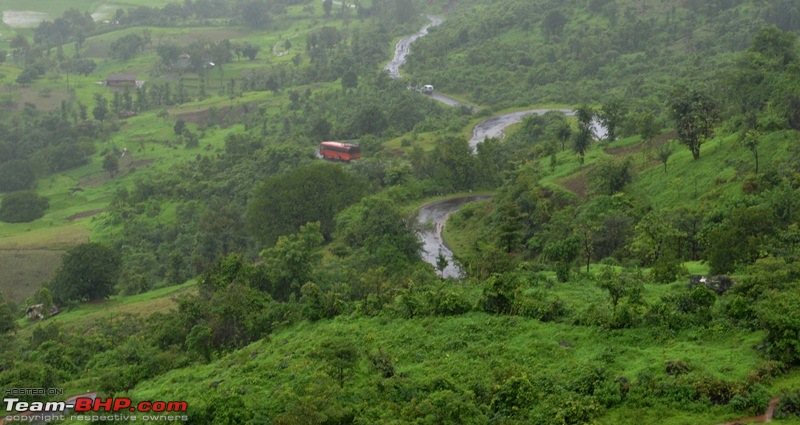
[758,292,800,365]
[515,290,567,322]
[481,272,519,314]
[0,191,49,223]
[650,251,687,284]
[490,375,537,415]
[430,284,474,316]
[775,391,800,419]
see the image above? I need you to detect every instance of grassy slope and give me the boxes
[125,312,776,424]
[13,280,194,332]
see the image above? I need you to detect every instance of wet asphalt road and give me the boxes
[384,16,443,79]
[416,195,492,279]
[386,17,605,277]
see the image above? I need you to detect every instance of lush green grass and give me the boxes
[629,130,797,210]
[126,311,769,423]
[384,130,441,153]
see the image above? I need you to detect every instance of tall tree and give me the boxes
[0,160,36,193]
[92,93,109,121]
[598,97,627,142]
[542,10,567,41]
[103,153,120,177]
[655,141,675,173]
[260,222,324,302]
[668,88,718,160]
[741,129,761,174]
[247,163,367,246]
[573,106,594,166]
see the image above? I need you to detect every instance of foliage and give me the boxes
[0,159,36,192]
[647,286,717,330]
[759,291,800,365]
[173,254,277,354]
[260,222,324,302]
[0,292,16,335]
[705,205,776,274]
[247,162,367,246]
[481,272,519,315]
[47,243,121,305]
[668,87,719,160]
[596,267,643,314]
[573,105,594,166]
[335,196,421,274]
[598,97,628,142]
[314,338,359,388]
[103,153,119,177]
[654,140,676,173]
[588,156,633,196]
[0,191,49,223]
[109,33,147,61]
[544,236,581,282]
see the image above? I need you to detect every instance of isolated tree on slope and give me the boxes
[48,243,121,304]
[573,105,594,165]
[668,88,718,160]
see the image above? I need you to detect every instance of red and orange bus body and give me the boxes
[320,141,361,161]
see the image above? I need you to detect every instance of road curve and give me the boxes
[417,195,492,278]
[469,109,572,149]
[384,15,443,79]
[469,109,608,150]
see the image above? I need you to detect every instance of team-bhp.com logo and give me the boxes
[3,395,189,423]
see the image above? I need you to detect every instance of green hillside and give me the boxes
[1,0,800,424]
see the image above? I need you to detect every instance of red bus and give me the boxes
[319,141,361,161]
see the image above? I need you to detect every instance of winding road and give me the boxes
[386,16,604,277]
[416,195,491,279]
[383,16,443,79]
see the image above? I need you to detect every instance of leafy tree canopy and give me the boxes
[0,191,49,223]
[0,160,36,193]
[247,162,368,246]
[48,243,121,305]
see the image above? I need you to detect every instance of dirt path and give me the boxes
[66,208,108,221]
[717,398,780,425]
[273,34,299,57]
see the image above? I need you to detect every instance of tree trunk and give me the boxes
[754,150,759,174]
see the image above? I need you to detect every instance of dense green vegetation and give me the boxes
[2,0,800,423]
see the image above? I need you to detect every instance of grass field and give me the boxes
[0,249,64,304]
[1,1,176,27]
